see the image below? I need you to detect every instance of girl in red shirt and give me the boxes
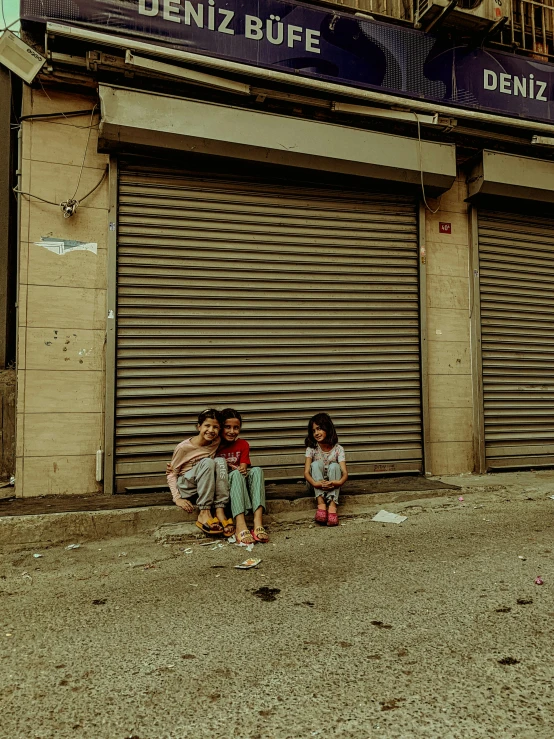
[217,408,269,545]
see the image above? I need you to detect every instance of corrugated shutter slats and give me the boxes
[116,168,422,488]
[479,210,554,468]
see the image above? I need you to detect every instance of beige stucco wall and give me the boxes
[425,176,474,475]
[16,85,109,497]
[15,83,475,496]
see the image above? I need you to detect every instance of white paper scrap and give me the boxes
[235,558,261,570]
[371,509,407,525]
[35,237,97,255]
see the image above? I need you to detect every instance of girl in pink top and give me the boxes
[304,412,348,527]
[166,409,234,537]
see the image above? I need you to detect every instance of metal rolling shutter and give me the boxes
[479,209,554,469]
[115,165,422,491]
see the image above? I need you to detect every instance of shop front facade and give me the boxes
[11,1,554,497]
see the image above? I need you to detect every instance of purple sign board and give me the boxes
[20,0,554,124]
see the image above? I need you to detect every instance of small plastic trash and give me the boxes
[33,554,43,559]
[458,496,464,502]
[235,558,261,569]
[183,548,193,555]
[199,541,215,547]
[518,555,526,561]
[534,576,544,585]
[371,510,407,525]
[66,544,81,550]
[246,543,254,553]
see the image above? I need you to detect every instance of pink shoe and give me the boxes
[315,508,327,524]
[327,512,339,527]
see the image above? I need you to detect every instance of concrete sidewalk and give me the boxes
[1,470,553,550]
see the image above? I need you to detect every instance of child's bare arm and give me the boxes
[166,464,194,512]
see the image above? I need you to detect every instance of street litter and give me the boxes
[549,495,554,500]
[66,544,81,550]
[458,496,464,502]
[518,556,526,561]
[21,572,32,581]
[118,552,127,557]
[183,548,193,555]
[199,541,216,547]
[143,564,157,570]
[33,554,43,559]
[372,510,407,525]
[227,535,254,551]
[235,558,262,569]
[534,576,544,585]
[210,542,224,551]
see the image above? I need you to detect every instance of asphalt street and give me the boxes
[1,490,553,739]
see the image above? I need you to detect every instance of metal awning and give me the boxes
[468,150,554,204]
[98,84,456,193]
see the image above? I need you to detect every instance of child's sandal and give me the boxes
[236,529,255,545]
[327,512,339,527]
[195,518,224,535]
[315,508,327,524]
[251,526,269,543]
[221,518,235,538]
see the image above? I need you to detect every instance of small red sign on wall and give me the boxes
[439,222,452,234]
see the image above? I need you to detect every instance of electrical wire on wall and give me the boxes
[13,105,108,218]
[415,113,442,215]
[14,167,108,215]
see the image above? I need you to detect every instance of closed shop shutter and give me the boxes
[115,164,422,491]
[479,208,554,469]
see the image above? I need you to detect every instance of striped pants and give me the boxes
[229,467,266,518]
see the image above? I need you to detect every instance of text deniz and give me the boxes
[484,69,548,101]
[138,0,321,53]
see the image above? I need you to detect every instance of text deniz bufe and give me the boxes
[138,0,322,53]
[484,69,548,101]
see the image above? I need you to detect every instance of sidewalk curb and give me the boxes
[0,488,462,550]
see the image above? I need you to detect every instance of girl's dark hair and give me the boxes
[197,408,222,426]
[305,412,338,448]
[220,408,243,426]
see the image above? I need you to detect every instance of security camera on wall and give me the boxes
[0,31,45,84]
